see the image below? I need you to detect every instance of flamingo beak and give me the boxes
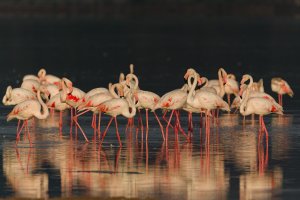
[197,78,202,85]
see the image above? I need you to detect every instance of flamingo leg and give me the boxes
[200,112,203,128]
[165,110,175,142]
[163,110,174,128]
[73,118,89,143]
[114,117,122,147]
[100,117,114,146]
[261,116,269,143]
[280,94,283,107]
[227,94,231,108]
[175,111,190,142]
[97,112,102,137]
[92,113,96,129]
[16,121,26,144]
[146,109,149,130]
[25,120,32,146]
[59,111,63,133]
[138,109,144,131]
[70,108,74,134]
[153,111,165,141]
[16,120,21,135]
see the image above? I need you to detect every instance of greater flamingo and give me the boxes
[186,73,230,134]
[271,77,294,106]
[240,74,283,139]
[2,86,36,106]
[98,93,137,147]
[20,79,40,93]
[7,88,49,145]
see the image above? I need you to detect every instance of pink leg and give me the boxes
[227,94,231,107]
[73,118,89,143]
[97,112,101,138]
[59,111,63,133]
[70,108,73,134]
[16,121,26,144]
[25,120,32,146]
[153,111,165,141]
[16,120,21,135]
[280,94,283,107]
[114,117,122,147]
[91,113,96,129]
[146,109,149,130]
[100,117,114,146]
[163,110,174,128]
[261,116,269,142]
[175,111,190,142]
[165,110,175,142]
[200,112,203,128]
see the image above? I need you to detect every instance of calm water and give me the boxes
[0,106,300,199]
[1,17,300,199]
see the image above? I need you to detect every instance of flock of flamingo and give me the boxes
[2,65,294,147]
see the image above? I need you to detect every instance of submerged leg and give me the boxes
[114,117,122,147]
[153,111,165,141]
[100,117,114,146]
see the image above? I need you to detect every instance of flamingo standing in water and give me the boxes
[98,93,137,147]
[240,74,283,139]
[271,77,294,107]
[75,83,124,138]
[153,78,190,142]
[186,72,230,134]
[7,88,49,145]
[125,73,165,140]
[224,73,239,106]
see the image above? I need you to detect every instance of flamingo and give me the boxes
[240,74,283,140]
[125,73,165,140]
[271,77,294,106]
[153,78,190,142]
[98,93,137,147]
[75,83,124,138]
[186,72,230,134]
[7,87,49,145]
[2,86,36,106]
[207,68,227,98]
[37,68,62,87]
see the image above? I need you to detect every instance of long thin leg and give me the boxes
[261,116,269,142]
[175,111,190,142]
[73,118,89,142]
[100,117,114,146]
[70,108,73,134]
[146,109,149,130]
[25,120,32,146]
[59,111,63,132]
[165,110,175,142]
[97,112,101,138]
[114,117,122,147]
[227,94,231,107]
[163,110,174,128]
[153,111,165,141]
[16,121,25,144]
[92,113,96,129]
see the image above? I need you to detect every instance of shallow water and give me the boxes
[1,105,300,200]
[1,17,300,199]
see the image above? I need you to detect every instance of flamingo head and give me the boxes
[39,85,50,100]
[227,73,236,80]
[184,68,197,80]
[62,77,73,93]
[5,86,12,99]
[239,84,247,96]
[129,64,134,74]
[119,73,125,83]
[38,68,46,78]
[240,74,251,85]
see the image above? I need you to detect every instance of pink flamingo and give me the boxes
[125,73,165,140]
[2,86,36,106]
[186,72,230,134]
[224,73,239,106]
[75,83,123,138]
[7,88,49,145]
[37,68,61,87]
[98,94,137,147]
[271,77,294,106]
[153,80,190,142]
[240,74,283,140]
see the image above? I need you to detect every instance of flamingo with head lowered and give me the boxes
[7,87,49,145]
[271,77,294,107]
[98,92,137,147]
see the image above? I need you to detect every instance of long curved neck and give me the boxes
[218,69,225,97]
[187,74,198,105]
[35,90,49,119]
[130,74,139,90]
[109,83,121,98]
[123,98,137,118]
[202,77,209,87]
[239,77,253,115]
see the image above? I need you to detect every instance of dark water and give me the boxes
[1,17,300,199]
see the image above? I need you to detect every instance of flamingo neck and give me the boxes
[218,68,225,97]
[35,90,49,119]
[187,74,198,107]
[109,83,121,98]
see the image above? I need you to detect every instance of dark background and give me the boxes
[1,0,299,107]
